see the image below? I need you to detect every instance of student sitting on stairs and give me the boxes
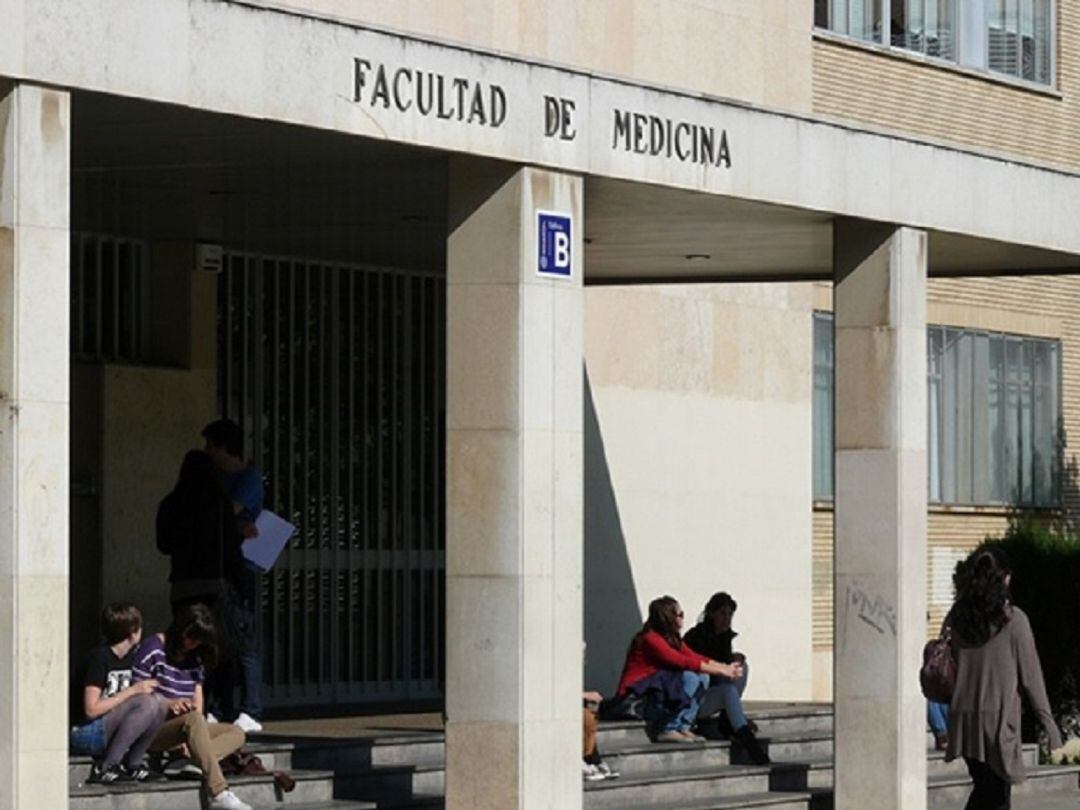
[683,591,770,764]
[132,603,252,810]
[615,596,744,745]
[70,603,167,783]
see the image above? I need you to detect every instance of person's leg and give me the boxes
[153,711,234,797]
[670,671,707,732]
[237,565,264,721]
[927,701,949,735]
[99,694,166,769]
[697,680,749,731]
[207,722,246,762]
[122,696,171,768]
[583,707,598,759]
[965,758,1010,810]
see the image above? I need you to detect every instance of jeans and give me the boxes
[206,564,264,720]
[699,660,750,731]
[964,757,1011,810]
[70,717,108,756]
[644,670,710,734]
[928,700,950,735]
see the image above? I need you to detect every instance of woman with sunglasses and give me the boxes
[615,596,742,743]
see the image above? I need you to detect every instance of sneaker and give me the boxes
[595,760,620,779]
[207,788,253,810]
[582,762,605,781]
[233,712,263,733]
[206,712,220,724]
[118,762,151,782]
[87,762,122,784]
[679,729,706,742]
[162,756,201,777]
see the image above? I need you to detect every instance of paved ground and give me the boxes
[258,701,833,738]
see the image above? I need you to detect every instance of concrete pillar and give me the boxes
[445,159,583,810]
[833,221,927,810]
[0,83,71,810]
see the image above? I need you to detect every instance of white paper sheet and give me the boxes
[241,510,296,571]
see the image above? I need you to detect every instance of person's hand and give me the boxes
[583,690,604,704]
[178,743,191,759]
[167,699,196,716]
[240,522,259,539]
[723,661,744,680]
[132,679,159,696]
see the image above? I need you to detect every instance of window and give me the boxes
[811,317,1061,508]
[987,0,1053,84]
[71,233,148,362]
[815,0,1054,86]
[813,313,835,501]
[889,0,957,60]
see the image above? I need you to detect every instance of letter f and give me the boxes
[353,58,372,103]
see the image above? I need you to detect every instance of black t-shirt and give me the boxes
[72,644,136,724]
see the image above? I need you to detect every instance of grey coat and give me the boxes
[945,605,1062,783]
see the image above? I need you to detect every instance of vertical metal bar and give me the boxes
[74,234,84,357]
[287,260,297,693]
[94,237,103,358]
[376,270,386,688]
[346,268,355,689]
[128,242,138,361]
[269,258,280,696]
[329,265,338,692]
[111,239,120,359]
[223,257,233,421]
[402,274,414,691]
[302,261,312,692]
[417,276,427,687]
[362,268,372,690]
[436,275,446,690]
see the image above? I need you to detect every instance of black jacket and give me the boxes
[156,450,244,586]
[683,622,738,664]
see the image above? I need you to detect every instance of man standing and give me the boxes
[202,418,265,734]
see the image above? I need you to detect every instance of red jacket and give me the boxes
[616,630,708,696]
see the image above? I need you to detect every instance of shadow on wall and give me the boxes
[584,366,643,694]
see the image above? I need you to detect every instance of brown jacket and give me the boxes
[946,605,1062,783]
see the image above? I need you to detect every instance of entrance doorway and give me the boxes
[218,251,446,707]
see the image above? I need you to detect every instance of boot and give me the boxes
[695,715,726,741]
[734,724,771,765]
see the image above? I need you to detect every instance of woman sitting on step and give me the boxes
[614,596,745,746]
[131,603,252,810]
[683,591,769,764]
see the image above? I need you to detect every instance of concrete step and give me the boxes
[332,764,445,803]
[584,763,774,808]
[70,769,336,810]
[596,706,833,749]
[602,791,817,810]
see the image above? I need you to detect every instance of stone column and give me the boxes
[833,221,927,810]
[445,159,583,810]
[0,83,71,810]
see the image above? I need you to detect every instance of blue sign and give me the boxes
[537,211,572,279]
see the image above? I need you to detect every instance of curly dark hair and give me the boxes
[951,547,1012,646]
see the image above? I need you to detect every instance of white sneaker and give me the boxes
[233,712,263,733]
[582,762,604,781]
[595,760,619,779]
[205,713,219,724]
[207,788,253,810]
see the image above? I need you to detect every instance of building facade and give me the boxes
[2,1,1080,808]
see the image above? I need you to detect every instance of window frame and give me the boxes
[811,314,1063,509]
[813,0,1057,89]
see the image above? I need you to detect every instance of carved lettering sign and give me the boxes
[350,60,732,169]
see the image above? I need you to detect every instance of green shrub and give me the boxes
[977,520,1080,737]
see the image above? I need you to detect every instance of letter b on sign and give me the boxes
[538,212,572,279]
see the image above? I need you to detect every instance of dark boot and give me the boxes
[695,716,726,741]
[734,725,771,765]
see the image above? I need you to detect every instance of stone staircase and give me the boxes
[69,704,1080,809]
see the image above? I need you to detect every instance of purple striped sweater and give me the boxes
[131,634,204,700]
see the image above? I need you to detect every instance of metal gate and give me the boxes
[218,251,445,707]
